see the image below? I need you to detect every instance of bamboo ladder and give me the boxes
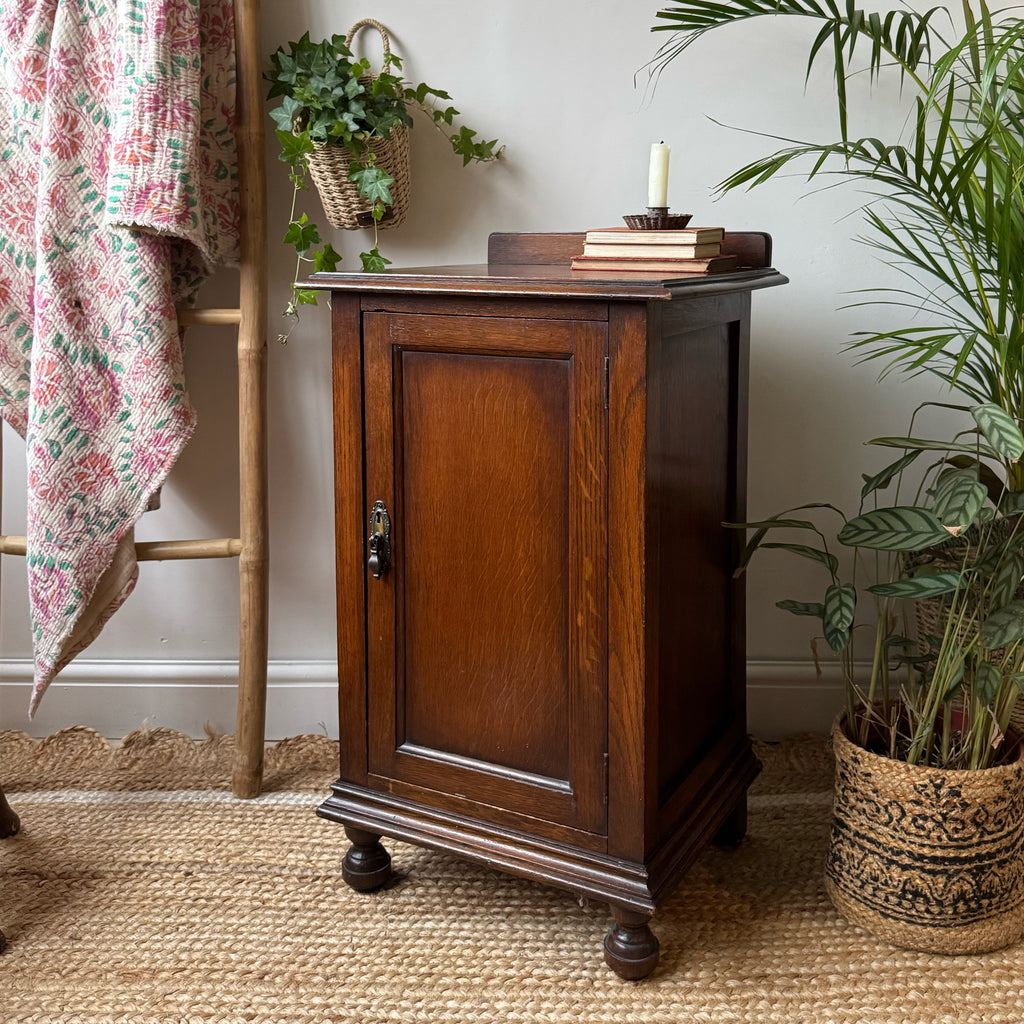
[0,0,270,799]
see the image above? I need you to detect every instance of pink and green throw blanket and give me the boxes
[0,0,239,714]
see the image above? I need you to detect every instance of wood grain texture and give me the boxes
[487,231,772,270]
[606,302,656,863]
[332,294,369,784]
[400,347,572,778]
[230,0,270,799]
[363,312,608,833]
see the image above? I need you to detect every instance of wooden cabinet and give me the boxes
[312,233,787,978]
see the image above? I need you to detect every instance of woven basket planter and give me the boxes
[825,714,1024,953]
[305,19,413,231]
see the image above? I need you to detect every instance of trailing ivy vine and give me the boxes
[266,32,502,341]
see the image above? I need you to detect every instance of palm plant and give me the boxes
[650,0,1024,766]
[653,0,1024,480]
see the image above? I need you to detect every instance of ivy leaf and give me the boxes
[275,128,313,166]
[360,248,392,273]
[451,124,481,165]
[349,163,394,206]
[293,288,319,306]
[269,95,306,133]
[313,243,342,274]
[283,213,320,255]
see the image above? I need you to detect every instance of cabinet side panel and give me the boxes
[332,293,368,782]
[655,312,744,799]
[399,350,572,781]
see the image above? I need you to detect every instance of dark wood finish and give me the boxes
[604,907,661,980]
[362,312,608,833]
[0,784,18,839]
[340,825,392,892]
[0,781,18,953]
[487,230,772,270]
[713,799,748,848]
[332,294,368,786]
[312,235,786,976]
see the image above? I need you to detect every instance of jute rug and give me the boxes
[1,727,1020,1023]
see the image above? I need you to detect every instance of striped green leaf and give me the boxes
[991,553,1024,611]
[759,542,839,575]
[975,661,1002,706]
[930,468,987,532]
[980,600,1024,650]
[776,599,824,618]
[972,404,1024,461]
[824,583,857,632]
[860,449,922,499]
[837,507,951,551]
[824,622,852,653]
[866,571,963,599]
[868,436,999,460]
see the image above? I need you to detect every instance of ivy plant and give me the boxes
[266,32,503,340]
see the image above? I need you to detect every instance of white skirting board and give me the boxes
[0,659,852,741]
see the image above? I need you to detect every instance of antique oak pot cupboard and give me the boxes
[311,232,786,978]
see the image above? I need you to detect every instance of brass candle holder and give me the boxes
[623,207,692,230]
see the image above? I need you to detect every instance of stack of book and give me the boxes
[570,226,737,275]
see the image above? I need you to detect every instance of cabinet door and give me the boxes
[363,312,607,834]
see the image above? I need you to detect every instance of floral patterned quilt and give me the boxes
[0,0,239,714]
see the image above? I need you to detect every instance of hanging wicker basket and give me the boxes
[305,19,413,231]
[826,712,1024,954]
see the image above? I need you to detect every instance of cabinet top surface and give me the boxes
[307,262,787,302]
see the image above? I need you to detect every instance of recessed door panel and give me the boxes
[363,312,607,833]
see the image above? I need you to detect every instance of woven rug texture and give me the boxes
[1,727,1021,1023]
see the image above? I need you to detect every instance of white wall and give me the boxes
[0,1,946,739]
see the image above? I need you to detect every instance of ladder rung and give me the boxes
[0,536,243,560]
[177,307,243,327]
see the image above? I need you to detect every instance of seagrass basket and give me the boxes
[826,713,1024,954]
[305,19,412,231]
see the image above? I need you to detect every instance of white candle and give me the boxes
[648,142,670,208]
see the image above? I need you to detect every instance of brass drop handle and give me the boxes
[367,500,391,579]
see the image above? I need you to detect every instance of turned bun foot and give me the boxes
[712,798,747,848]
[603,907,660,980]
[0,785,19,840]
[341,826,392,892]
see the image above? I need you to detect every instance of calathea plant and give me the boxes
[266,31,502,339]
[735,401,1024,770]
